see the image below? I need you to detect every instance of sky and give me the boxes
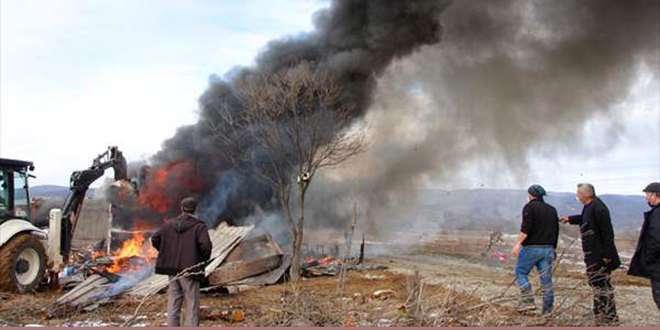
[0,0,658,196]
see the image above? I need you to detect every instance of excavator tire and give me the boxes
[0,234,47,293]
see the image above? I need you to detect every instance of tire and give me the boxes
[0,234,47,293]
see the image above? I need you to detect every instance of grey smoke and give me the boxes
[304,0,659,237]
[126,0,451,228]
[121,0,658,241]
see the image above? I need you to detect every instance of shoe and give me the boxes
[517,300,537,312]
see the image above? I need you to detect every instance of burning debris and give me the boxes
[54,223,254,311]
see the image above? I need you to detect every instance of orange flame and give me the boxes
[105,233,158,273]
[139,161,202,215]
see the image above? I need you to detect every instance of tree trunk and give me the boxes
[289,228,302,283]
[289,184,307,283]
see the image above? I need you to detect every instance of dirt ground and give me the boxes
[1,231,658,327]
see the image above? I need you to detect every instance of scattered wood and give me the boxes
[209,254,282,285]
[128,222,254,297]
[209,233,284,285]
[53,274,114,313]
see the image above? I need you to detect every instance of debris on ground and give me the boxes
[302,256,388,277]
[362,274,386,280]
[209,234,284,285]
[201,306,245,323]
[372,289,396,300]
[54,222,253,312]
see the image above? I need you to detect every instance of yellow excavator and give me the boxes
[0,146,127,292]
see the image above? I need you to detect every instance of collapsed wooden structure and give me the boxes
[55,222,291,310]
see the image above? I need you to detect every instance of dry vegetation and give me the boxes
[1,230,657,327]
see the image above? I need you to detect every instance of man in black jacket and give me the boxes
[511,185,559,315]
[561,183,620,325]
[151,197,212,327]
[628,182,660,311]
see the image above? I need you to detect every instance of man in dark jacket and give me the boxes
[151,197,212,327]
[628,182,660,311]
[511,185,559,315]
[561,183,620,325]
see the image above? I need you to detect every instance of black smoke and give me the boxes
[112,0,658,241]
[304,0,660,238]
[118,0,451,228]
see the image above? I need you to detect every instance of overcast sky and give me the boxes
[1,0,658,195]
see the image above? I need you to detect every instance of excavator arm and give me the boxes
[60,146,127,261]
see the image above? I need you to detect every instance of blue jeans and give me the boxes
[515,246,555,314]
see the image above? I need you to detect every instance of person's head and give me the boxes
[527,184,546,201]
[643,182,660,206]
[180,197,198,215]
[576,183,596,204]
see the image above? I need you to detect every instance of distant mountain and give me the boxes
[416,189,648,231]
[30,185,96,199]
[29,186,647,232]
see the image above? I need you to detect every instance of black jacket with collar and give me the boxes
[568,197,621,271]
[628,204,660,280]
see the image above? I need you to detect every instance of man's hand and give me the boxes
[559,216,569,223]
[602,258,612,264]
[512,243,522,257]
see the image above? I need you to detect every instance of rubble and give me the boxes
[128,222,253,297]
[302,256,388,277]
[209,234,284,286]
[201,306,245,323]
[54,222,254,311]
[372,289,396,300]
[362,274,386,280]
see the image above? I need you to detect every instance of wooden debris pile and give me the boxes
[54,222,255,311]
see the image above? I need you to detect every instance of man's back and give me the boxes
[521,200,559,248]
[151,214,212,279]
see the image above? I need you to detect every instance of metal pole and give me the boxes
[107,203,113,255]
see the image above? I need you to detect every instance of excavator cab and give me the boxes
[0,158,35,225]
[0,158,46,293]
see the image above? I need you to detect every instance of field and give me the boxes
[0,229,657,327]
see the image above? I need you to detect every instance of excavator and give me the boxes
[0,146,127,292]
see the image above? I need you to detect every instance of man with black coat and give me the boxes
[628,182,660,311]
[561,183,620,325]
[151,197,212,327]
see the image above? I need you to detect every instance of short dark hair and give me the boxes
[181,197,198,213]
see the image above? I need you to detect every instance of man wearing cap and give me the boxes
[628,182,660,310]
[151,197,212,327]
[560,183,620,325]
[511,185,559,315]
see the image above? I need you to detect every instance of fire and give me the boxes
[105,233,159,273]
[139,161,202,215]
[92,250,105,259]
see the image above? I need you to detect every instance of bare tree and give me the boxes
[209,62,366,282]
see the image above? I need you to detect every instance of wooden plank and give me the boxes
[227,253,292,287]
[57,275,107,304]
[209,254,282,285]
[69,284,112,307]
[202,254,292,292]
[57,278,111,305]
[225,233,283,263]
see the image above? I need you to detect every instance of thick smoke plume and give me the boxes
[306,0,659,237]
[112,0,658,241]
[114,0,451,229]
